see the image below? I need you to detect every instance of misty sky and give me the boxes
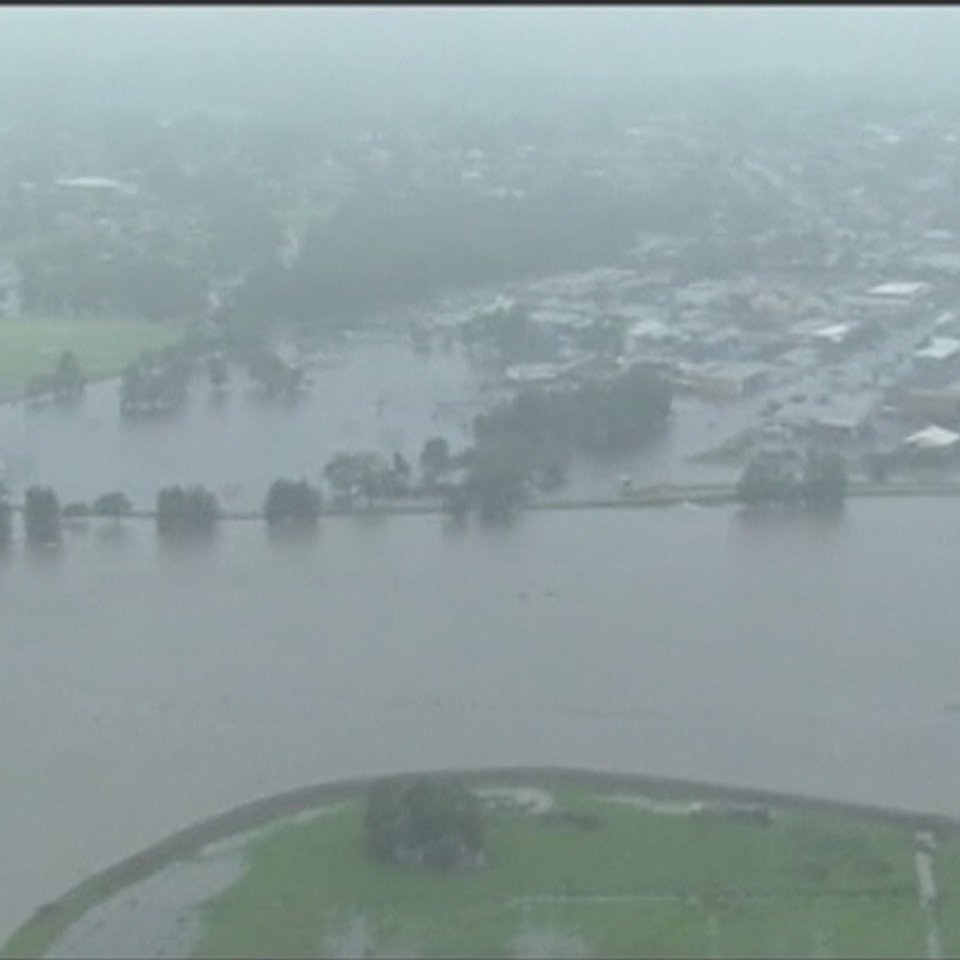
[0,5,957,117]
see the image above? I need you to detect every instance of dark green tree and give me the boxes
[264,478,322,528]
[23,485,61,546]
[419,437,451,484]
[736,457,799,507]
[324,452,393,507]
[802,450,848,509]
[93,491,133,518]
[468,436,528,526]
[363,776,486,871]
[52,350,86,400]
[156,485,220,537]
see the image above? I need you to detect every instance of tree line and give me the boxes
[0,477,328,551]
[735,449,848,511]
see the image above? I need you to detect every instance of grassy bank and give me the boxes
[0,316,183,396]
[8,773,960,959]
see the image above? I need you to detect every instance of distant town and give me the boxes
[4,96,960,514]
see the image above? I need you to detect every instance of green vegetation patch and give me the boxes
[5,782,951,959]
[0,316,182,394]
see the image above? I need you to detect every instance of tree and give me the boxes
[392,451,412,482]
[264,478,322,528]
[120,358,189,418]
[468,436,528,526]
[156,485,220,537]
[92,491,133,518]
[324,452,393,507]
[52,350,86,401]
[363,776,486,872]
[735,454,805,509]
[419,437,451,483]
[246,349,304,401]
[23,485,61,546]
[802,450,848,510]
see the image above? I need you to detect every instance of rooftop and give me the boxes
[904,424,960,449]
[915,338,960,362]
[866,281,930,299]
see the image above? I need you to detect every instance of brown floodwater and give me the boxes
[3,499,960,941]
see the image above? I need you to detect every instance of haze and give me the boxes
[4,4,960,958]
[1,5,959,119]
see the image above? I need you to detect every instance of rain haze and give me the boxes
[4,5,960,959]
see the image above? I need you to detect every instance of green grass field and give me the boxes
[0,316,183,395]
[8,780,958,959]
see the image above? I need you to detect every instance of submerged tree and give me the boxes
[419,436,451,485]
[263,478,322,529]
[802,450,848,510]
[23,485,61,546]
[323,452,395,507]
[52,350,86,401]
[92,491,134,519]
[156,485,220,537]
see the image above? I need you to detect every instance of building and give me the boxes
[903,424,960,460]
[900,382,960,423]
[776,394,877,443]
[681,362,770,402]
[915,337,960,362]
[866,280,931,301]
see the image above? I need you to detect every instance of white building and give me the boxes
[915,338,960,363]
[903,424,960,456]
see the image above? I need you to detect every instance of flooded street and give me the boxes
[4,500,960,940]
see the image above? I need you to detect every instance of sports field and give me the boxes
[0,317,182,396]
[6,779,957,959]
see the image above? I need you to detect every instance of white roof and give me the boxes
[915,337,960,361]
[811,323,851,341]
[867,281,929,299]
[905,425,960,449]
[55,176,133,192]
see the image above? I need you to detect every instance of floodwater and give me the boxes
[0,340,738,513]
[0,341,483,512]
[5,500,960,941]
